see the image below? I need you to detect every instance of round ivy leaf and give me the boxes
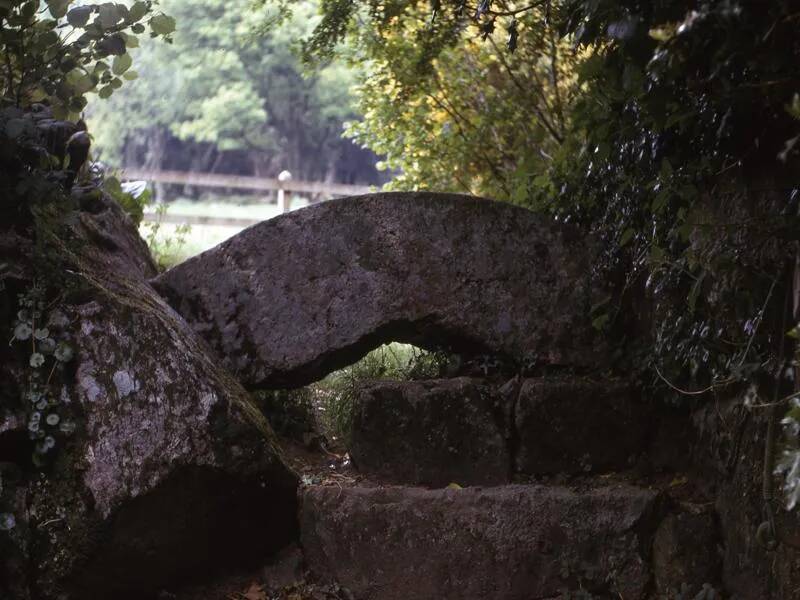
[30,352,45,368]
[33,327,49,340]
[54,342,74,363]
[13,322,32,341]
[39,337,57,354]
[0,513,15,531]
[46,413,60,426]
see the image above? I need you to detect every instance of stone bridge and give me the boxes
[153,192,606,387]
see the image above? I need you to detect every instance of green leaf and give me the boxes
[96,32,126,55]
[97,84,113,98]
[651,188,670,213]
[66,5,92,27]
[45,0,70,19]
[37,30,60,48]
[97,3,122,29]
[122,32,139,47]
[149,13,175,35]
[111,52,132,75]
[13,322,32,340]
[128,0,147,21]
[122,69,138,80]
[619,227,635,247]
[687,273,706,314]
[592,313,610,331]
[66,69,95,94]
[104,175,121,193]
[21,1,36,18]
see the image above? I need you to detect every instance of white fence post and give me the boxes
[277,170,292,213]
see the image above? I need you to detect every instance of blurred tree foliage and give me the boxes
[342,3,579,198]
[88,0,382,184]
[268,0,580,197]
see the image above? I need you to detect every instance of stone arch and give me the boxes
[153,192,606,388]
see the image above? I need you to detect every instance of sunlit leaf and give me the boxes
[112,52,132,75]
[149,13,175,35]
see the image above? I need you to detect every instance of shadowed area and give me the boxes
[69,466,298,599]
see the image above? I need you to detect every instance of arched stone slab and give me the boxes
[152,193,605,387]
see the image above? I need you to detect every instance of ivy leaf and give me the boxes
[66,5,93,28]
[33,327,49,340]
[54,342,74,362]
[13,322,32,340]
[0,513,15,531]
[53,342,73,362]
[111,53,132,75]
[149,13,175,35]
[30,353,45,368]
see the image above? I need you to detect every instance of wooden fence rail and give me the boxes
[122,168,373,197]
[140,212,262,228]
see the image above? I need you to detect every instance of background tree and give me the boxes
[88,0,383,184]
[275,0,579,198]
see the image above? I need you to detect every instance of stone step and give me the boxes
[300,482,663,600]
[349,377,655,486]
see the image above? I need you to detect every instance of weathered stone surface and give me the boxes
[0,189,298,599]
[514,378,650,475]
[300,483,661,600]
[153,193,605,387]
[652,507,721,597]
[349,378,512,486]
